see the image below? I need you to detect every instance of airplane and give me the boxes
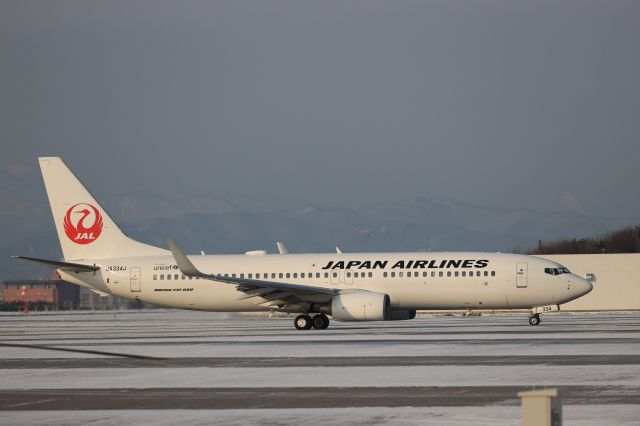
[14,157,593,330]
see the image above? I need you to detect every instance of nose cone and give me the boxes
[572,275,593,299]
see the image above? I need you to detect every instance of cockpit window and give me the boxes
[544,267,571,276]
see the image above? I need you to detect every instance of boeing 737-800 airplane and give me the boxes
[14,157,592,329]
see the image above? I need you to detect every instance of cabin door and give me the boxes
[516,262,528,288]
[130,267,142,292]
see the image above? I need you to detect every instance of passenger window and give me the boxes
[248,273,252,279]
[301,273,305,278]
[399,272,404,277]
[293,273,297,278]
[491,271,496,277]
[272,273,276,278]
[447,271,452,277]
[454,271,459,277]
[368,272,372,278]
[240,274,245,279]
[316,273,321,278]
[160,275,164,280]
[286,273,290,278]
[383,272,388,277]
[175,274,179,280]
[461,271,466,277]
[484,271,489,277]
[439,271,443,277]
[279,273,283,278]
[153,274,157,280]
[332,272,338,278]
[324,272,329,278]
[391,272,396,277]
[255,273,260,279]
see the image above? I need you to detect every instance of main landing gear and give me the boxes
[294,314,330,330]
[528,314,541,326]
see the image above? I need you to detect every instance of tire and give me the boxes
[294,314,312,330]
[320,315,330,329]
[312,314,330,330]
[528,315,540,326]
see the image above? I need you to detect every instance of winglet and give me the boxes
[276,241,289,254]
[336,246,342,254]
[166,239,206,277]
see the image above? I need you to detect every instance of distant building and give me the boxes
[540,253,640,311]
[78,286,132,310]
[2,280,79,310]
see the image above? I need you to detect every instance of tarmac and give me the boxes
[1,310,639,425]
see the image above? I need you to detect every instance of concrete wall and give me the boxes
[538,253,640,311]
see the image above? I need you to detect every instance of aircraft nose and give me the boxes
[572,275,593,297]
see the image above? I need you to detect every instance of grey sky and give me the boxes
[1,1,639,218]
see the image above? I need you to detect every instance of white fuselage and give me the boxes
[61,251,592,313]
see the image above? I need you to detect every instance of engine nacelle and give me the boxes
[388,309,417,321]
[331,291,390,321]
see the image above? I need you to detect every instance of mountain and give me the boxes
[2,194,637,279]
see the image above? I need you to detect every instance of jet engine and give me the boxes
[330,291,391,321]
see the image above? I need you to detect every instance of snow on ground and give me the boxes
[1,310,639,424]
[1,406,639,426]
[3,364,640,390]
[2,310,640,358]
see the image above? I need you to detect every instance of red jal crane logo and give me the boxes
[63,203,103,244]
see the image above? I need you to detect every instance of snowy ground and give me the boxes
[1,310,639,425]
[2,406,640,426]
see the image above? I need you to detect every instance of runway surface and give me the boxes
[1,310,639,425]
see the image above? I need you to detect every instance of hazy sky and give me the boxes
[1,1,639,218]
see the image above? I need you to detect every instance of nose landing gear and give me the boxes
[528,314,541,326]
[294,314,330,330]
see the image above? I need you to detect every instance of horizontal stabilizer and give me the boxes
[12,256,100,273]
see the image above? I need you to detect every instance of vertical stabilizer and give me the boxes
[38,157,168,260]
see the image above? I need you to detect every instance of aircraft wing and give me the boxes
[167,240,339,308]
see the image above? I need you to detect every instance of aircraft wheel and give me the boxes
[528,314,541,326]
[294,314,313,330]
[312,314,330,329]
